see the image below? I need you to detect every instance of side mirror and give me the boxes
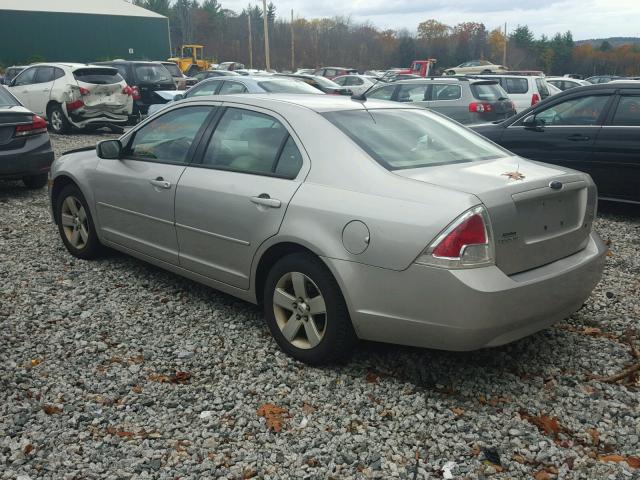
[97,139,122,159]
[523,114,544,130]
[174,93,185,101]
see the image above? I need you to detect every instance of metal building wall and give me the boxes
[0,10,170,67]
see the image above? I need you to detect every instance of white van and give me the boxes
[476,75,554,113]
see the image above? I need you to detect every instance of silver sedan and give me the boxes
[49,94,606,364]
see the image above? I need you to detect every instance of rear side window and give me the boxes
[536,78,551,99]
[187,80,221,98]
[368,85,395,100]
[397,83,428,102]
[430,84,461,101]
[612,96,640,126]
[0,87,19,106]
[54,68,65,80]
[35,66,55,84]
[503,77,528,94]
[219,82,248,94]
[73,68,123,85]
[471,83,508,101]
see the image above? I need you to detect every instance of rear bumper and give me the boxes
[67,108,130,127]
[0,134,54,178]
[324,231,606,351]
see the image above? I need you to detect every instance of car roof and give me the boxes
[180,93,421,112]
[392,77,496,85]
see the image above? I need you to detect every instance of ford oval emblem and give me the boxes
[549,181,563,190]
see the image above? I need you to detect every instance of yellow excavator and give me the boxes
[168,45,211,76]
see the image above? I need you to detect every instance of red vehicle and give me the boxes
[313,67,358,79]
[396,59,438,77]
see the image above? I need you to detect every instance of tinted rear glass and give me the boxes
[74,68,123,85]
[0,87,19,106]
[134,64,173,83]
[312,76,341,88]
[163,63,182,77]
[323,109,508,170]
[503,77,528,94]
[471,82,508,101]
[257,79,321,93]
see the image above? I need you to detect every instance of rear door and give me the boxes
[425,83,465,122]
[94,105,215,264]
[589,91,640,202]
[499,92,613,171]
[175,105,307,289]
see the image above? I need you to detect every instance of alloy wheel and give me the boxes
[273,271,327,349]
[50,110,63,132]
[60,196,89,250]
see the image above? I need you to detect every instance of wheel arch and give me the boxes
[45,100,60,119]
[50,175,80,224]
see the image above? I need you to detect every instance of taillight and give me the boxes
[415,205,494,269]
[531,93,541,106]
[66,100,84,112]
[122,86,133,96]
[14,115,48,137]
[469,102,493,113]
[79,87,90,96]
[131,86,141,101]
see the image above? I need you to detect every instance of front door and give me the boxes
[175,106,307,289]
[29,66,57,116]
[499,93,613,172]
[7,66,38,112]
[94,105,214,264]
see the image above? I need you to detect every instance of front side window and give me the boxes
[13,67,37,86]
[324,109,509,170]
[187,80,221,98]
[397,83,428,102]
[535,95,610,126]
[127,106,212,163]
[430,84,462,101]
[333,76,346,86]
[612,96,640,126]
[219,82,248,94]
[202,108,302,178]
[368,85,396,100]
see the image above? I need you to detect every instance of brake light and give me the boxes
[122,86,133,96]
[14,115,48,137]
[469,102,493,113]
[415,206,494,268]
[131,86,141,101]
[531,93,541,106]
[66,100,84,112]
[79,87,90,96]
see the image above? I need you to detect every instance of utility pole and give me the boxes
[503,22,508,66]
[248,10,253,69]
[290,9,295,71]
[262,0,271,70]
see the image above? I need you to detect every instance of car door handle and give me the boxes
[250,194,281,208]
[149,177,171,189]
[567,134,590,141]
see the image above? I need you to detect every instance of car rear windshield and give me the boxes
[73,68,123,85]
[536,78,551,99]
[134,64,173,83]
[323,109,509,170]
[0,87,19,107]
[471,82,509,101]
[163,63,182,77]
[257,79,321,93]
[312,76,341,88]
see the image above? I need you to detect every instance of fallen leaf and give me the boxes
[302,402,316,414]
[116,430,135,438]
[131,385,143,394]
[42,404,62,415]
[627,457,640,469]
[583,327,602,335]
[599,454,626,463]
[534,470,552,480]
[451,407,465,416]
[30,359,42,367]
[148,371,191,384]
[243,469,258,479]
[365,372,379,384]
[257,403,288,433]
[519,410,563,438]
[587,428,600,446]
[23,444,34,455]
[512,454,526,464]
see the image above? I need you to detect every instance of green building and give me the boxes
[0,0,171,67]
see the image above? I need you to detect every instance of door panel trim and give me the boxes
[97,201,174,226]
[175,222,250,246]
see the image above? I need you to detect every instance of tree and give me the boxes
[417,19,449,40]
[133,0,171,17]
[599,40,613,52]
[488,28,506,63]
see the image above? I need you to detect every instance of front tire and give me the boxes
[263,253,356,365]
[445,70,456,76]
[55,184,103,259]
[48,104,71,134]
[22,174,48,189]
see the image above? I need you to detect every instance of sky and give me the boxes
[220,0,640,40]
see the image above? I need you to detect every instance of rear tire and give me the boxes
[48,104,71,134]
[481,69,493,74]
[445,70,456,76]
[22,174,48,189]
[55,184,103,260]
[263,253,357,365]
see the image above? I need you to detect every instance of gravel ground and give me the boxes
[1,132,639,480]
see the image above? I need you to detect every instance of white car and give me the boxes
[546,77,591,91]
[332,75,381,95]
[476,75,556,112]
[445,60,508,75]
[7,63,133,134]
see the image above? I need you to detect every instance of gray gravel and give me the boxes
[1,131,639,479]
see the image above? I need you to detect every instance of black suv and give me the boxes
[472,82,640,204]
[94,60,175,120]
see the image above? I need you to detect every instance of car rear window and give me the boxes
[536,78,551,99]
[502,77,529,94]
[134,64,173,83]
[257,79,321,94]
[73,68,123,85]
[471,82,508,101]
[0,87,19,106]
[163,63,182,77]
[323,109,509,170]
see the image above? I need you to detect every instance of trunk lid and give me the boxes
[72,68,132,113]
[395,157,597,275]
[0,106,33,147]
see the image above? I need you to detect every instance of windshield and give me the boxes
[163,63,182,77]
[471,82,509,101]
[73,68,123,85]
[0,87,19,107]
[323,109,509,170]
[258,79,321,94]
[134,64,173,83]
